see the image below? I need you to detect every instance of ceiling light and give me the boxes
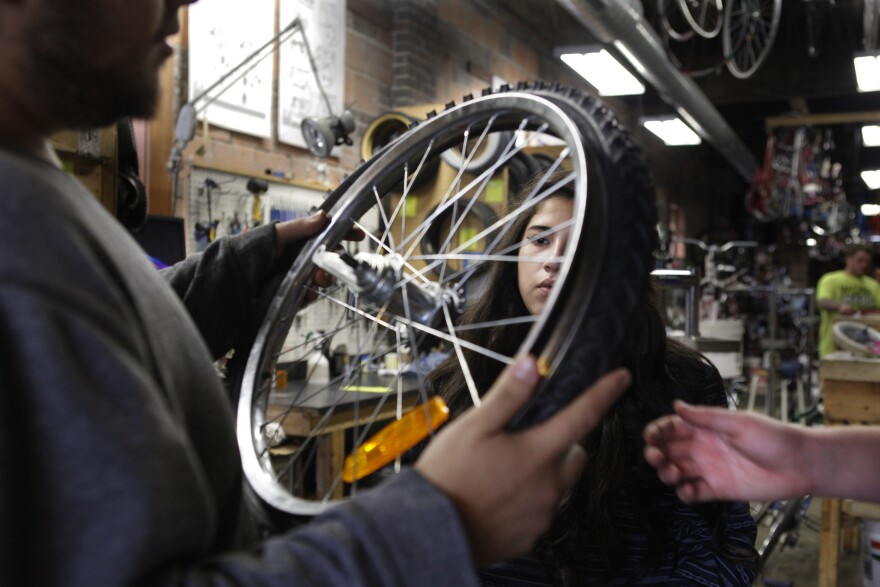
[862,125,880,147]
[863,170,880,190]
[650,269,696,277]
[559,49,645,96]
[640,116,702,146]
[862,204,880,216]
[854,52,880,92]
[806,238,817,246]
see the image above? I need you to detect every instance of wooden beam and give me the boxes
[144,6,188,217]
[766,111,880,129]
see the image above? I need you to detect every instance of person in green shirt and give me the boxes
[816,244,880,356]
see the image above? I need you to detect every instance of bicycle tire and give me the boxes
[505,151,534,194]
[361,111,440,189]
[419,199,499,277]
[758,497,807,561]
[722,0,782,80]
[233,83,656,525]
[440,129,515,177]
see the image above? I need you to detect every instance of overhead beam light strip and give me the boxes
[863,125,880,147]
[854,52,880,93]
[559,49,645,96]
[641,117,701,146]
[862,170,880,190]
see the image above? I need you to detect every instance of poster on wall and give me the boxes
[188,0,274,138]
[278,0,347,150]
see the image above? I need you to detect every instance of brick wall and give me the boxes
[391,0,437,106]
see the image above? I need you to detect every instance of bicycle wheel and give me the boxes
[678,0,723,39]
[722,0,781,79]
[361,111,439,189]
[658,0,697,41]
[757,497,811,561]
[440,129,515,176]
[234,83,656,526]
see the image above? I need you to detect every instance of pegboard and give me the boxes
[188,166,328,253]
[187,165,381,359]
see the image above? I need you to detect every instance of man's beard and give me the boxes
[24,8,159,129]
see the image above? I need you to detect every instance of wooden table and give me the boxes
[267,372,419,500]
[818,351,880,587]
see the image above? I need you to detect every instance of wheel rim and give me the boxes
[236,92,593,521]
[722,0,782,79]
[678,0,723,38]
[659,0,696,41]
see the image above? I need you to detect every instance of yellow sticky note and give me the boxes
[460,227,480,251]
[485,178,505,203]
[404,196,418,218]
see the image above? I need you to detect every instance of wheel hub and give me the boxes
[312,245,459,326]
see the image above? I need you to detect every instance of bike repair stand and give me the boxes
[745,285,813,423]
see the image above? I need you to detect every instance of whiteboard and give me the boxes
[278,0,347,150]
[188,0,275,138]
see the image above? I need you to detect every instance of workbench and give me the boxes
[267,372,418,500]
[818,351,880,587]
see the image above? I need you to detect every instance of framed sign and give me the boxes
[188,0,275,138]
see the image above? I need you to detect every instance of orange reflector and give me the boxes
[342,396,449,483]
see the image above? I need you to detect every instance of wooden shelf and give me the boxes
[50,126,118,215]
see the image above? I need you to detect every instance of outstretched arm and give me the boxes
[644,402,880,503]
[817,298,856,315]
[162,210,361,358]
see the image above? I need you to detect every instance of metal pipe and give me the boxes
[555,0,759,181]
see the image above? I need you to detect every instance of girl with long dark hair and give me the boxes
[427,170,759,586]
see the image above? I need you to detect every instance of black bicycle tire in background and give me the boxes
[232,82,657,525]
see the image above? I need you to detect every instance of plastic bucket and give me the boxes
[862,519,880,586]
[700,319,745,341]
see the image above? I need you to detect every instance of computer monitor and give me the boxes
[131,215,187,268]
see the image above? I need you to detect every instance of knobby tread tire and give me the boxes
[232,82,657,523]
[510,82,657,427]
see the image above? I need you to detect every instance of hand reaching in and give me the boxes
[273,209,364,301]
[643,401,812,503]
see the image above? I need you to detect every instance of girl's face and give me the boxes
[516,197,574,316]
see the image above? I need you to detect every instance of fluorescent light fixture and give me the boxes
[641,116,702,146]
[560,49,645,96]
[854,52,880,92]
[862,170,880,190]
[651,269,695,277]
[863,125,880,147]
[806,238,817,246]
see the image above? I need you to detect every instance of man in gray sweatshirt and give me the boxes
[0,0,631,585]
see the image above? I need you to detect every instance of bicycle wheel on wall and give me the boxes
[722,0,782,79]
[658,0,697,41]
[233,83,657,527]
[678,0,723,39]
